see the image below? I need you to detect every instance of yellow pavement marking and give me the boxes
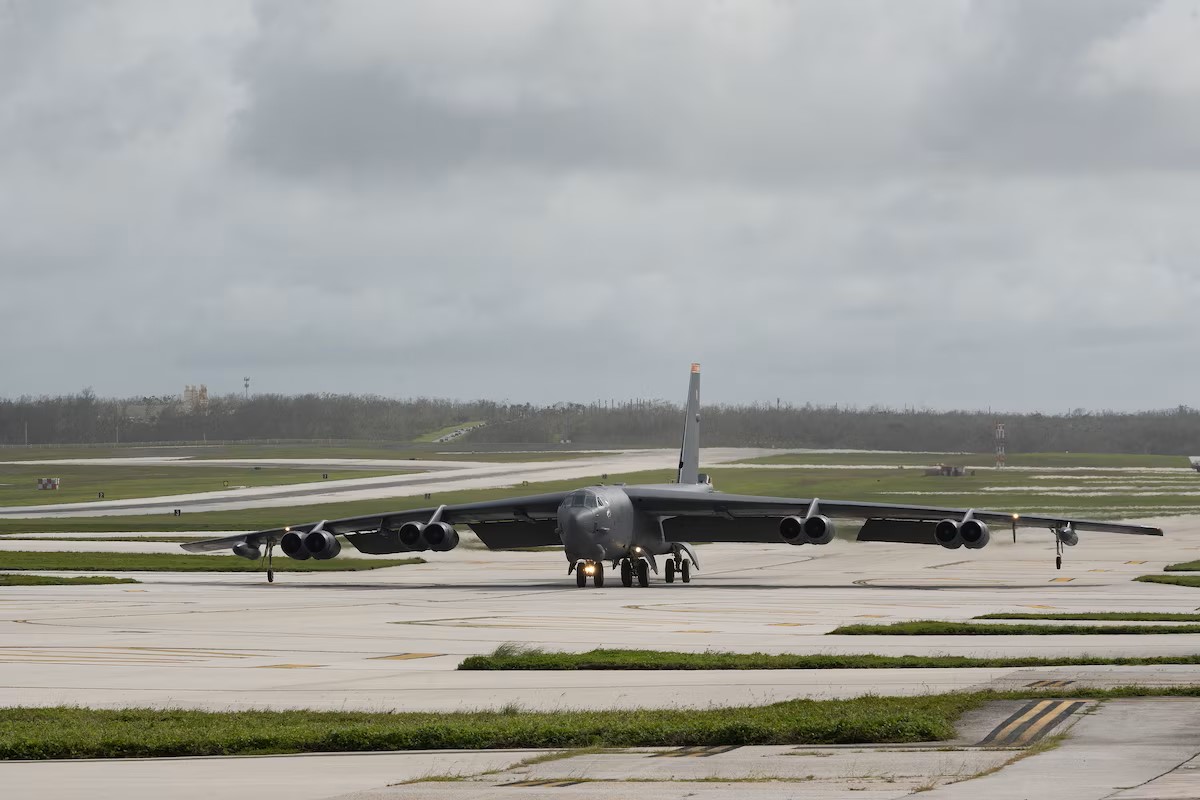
[255,664,324,669]
[1012,701,1087,746]
[984,699,1054,744]
[1126,560,1147,565]
[855,614,888,618]
[1088,569,1111,573]
[371,653,442,661]
[768,622,807,627]
[1049,577,1075,583]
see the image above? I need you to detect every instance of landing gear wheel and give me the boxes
[620,559,633,587]
[681,560,691,583]
[1056,555,1062,570]
[593,562,605,587]
[636,559,650,587]
[576,567,587,588]
[664,559,676,583]
[267,569,275,584]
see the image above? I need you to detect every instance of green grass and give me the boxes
[458,645,1200,671]
[1165,561,1200,571]
[0,469,673,534]
[1,454,1176,535]
[0,551,425,573]
[3,688,1200,760]
[830,621,1200,635]
[412,422,486,443]
[1136,575,1200,589]
[0,442,595,462]
[0,465,401,507]
[0,574,139,586]
[976,612,1200,622]
[734,451,1189,469]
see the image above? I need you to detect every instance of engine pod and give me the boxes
[280,530,310,560]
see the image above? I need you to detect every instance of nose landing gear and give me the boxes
[572,560,605,587]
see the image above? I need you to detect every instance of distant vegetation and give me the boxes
[0,574,138,586]
[0,552,425,573]
[3,389,1200,454]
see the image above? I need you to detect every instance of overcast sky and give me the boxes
[2,1,1198,411]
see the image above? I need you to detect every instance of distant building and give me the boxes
[183,384,209,413]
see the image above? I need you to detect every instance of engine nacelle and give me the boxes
[779,515,836,545]
[279,530,311,560]
[421,521,460,552]
[934,519,962,549]
[398,521,429,551]
[1058,526,1078,547]
[303,529,342,560]
[232,542,261,561]
[960,519,990,550]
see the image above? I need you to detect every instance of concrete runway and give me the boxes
[2,511,1199,797]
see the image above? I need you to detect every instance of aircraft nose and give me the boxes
[558,507,597,544]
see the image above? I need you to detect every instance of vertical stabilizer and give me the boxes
[677,363,701,484]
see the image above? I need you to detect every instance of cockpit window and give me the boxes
[566,491,600,508]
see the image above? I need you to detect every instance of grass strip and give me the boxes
[1136,575,1200,589]
[830,621,1200,635]
[0,551,425,573]
[458,645,1200,671]
[4,688,1200,760]
[976,612,1200,622]
[1165,561,1200,572]
[0,574,139,586]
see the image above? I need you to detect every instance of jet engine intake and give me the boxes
[280,530,310,560]
[398,521,429,551]
[232,542,261,561]
[779,515,836,545]
[421,521,460,552]
[303,529,342,560]
[960,519,990,550]
[934,519,962,549]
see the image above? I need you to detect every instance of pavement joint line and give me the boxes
[1025,680,1075,689]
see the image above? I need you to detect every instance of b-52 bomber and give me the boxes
[184,364,1163,585]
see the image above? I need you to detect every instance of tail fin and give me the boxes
[677,363,701,484]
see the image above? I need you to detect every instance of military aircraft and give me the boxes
[183,363,1163,585]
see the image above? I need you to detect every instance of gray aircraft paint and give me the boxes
[184,364,1164,584]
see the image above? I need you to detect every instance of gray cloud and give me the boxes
[2,0,1199,411]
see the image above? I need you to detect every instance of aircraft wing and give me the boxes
[181,491,571,555]
[625,486,1163,542]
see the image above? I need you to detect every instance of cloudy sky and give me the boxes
[2,1,1198,410]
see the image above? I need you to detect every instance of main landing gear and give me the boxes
[619,558,650,587]
[664,557,691,584]
[573,560,605,588]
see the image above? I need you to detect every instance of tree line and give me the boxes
[1,390,1198,454]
